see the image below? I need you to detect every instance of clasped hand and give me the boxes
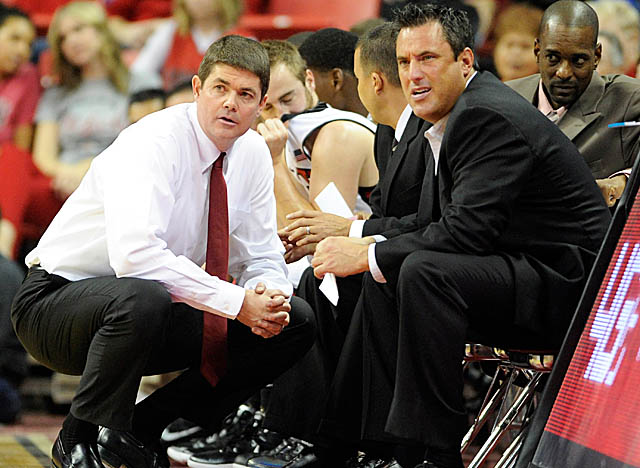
[237,282,291,338]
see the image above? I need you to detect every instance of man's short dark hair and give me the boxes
[0,4,30,29]
[198,35,270,98]
[356,23,401,87]
[129,88,165,106]
[298,28,359,74]
[539,0,599,47]
[393,3,474,59]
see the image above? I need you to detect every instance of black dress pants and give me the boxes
[11,267,316,432]
[264,267,363,441]
[321,250,550,451]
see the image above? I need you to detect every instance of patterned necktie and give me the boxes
[546,110,560,124]
[201,152,229,386]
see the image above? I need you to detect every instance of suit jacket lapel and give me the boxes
[558,72,604,141]
[381,113,422,213]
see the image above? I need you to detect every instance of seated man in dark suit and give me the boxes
[312,4,611,468]
[507,0,640,207]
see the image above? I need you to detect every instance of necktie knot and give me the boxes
[214,152,226,169]
[546,110,560,124]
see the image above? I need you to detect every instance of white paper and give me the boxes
[314,183,353,305]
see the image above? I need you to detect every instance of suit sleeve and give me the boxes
[621,85,640,170]
[374,106,535,282]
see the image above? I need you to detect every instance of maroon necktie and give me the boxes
[201,152,228,386]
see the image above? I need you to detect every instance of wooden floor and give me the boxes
[0,411,503,468]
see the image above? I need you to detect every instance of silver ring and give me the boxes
[306,226,311,235]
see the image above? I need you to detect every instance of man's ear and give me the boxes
[257,94,268,117]
[594,42,602,68]
[331,68,344,91]
[304,68,316,93]
[372,72,384,94]
[459,47,475,77]
[192,75,201,98]
[534,38,541,63]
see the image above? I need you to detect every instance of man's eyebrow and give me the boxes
[211,77,231,86]
[278,90,294,100]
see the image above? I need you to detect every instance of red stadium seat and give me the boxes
[238,0,381,40]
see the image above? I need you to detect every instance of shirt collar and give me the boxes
[394,104,414,142]
[537,79,567,120]
[188,102,227,174]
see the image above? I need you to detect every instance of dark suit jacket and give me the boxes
[507,72,640,178]
[363,112,433,236]
[375,72,611,339]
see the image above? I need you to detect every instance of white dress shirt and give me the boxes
[26,103,291,319]
[368,72,477,282]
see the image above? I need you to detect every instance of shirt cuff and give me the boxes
[349,219,365,238]
[213,280,247,319]
[368,243,386,283]
[609,169,631,179]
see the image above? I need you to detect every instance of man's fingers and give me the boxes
[251,326,276,338]
[286,210,317,221]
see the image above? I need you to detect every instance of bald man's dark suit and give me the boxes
[321,71,611,451]
[264,111,432,441]
[507,72,640,178]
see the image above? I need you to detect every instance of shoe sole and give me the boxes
[167,445,194,464]
[186,460,245,468]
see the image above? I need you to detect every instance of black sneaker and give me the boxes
[246,437,315,468]
[186,428,283,468]
[161,418,206,445]
[167,405,256,464]
[344,454,400,468]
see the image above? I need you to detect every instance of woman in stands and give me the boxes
[32,1,146,203]
[0,4,43,259]
[131,0,251,90]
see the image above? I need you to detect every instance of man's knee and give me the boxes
[108,278,172,336]
[287,296,317,346]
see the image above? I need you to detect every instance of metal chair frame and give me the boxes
[461,345,555,468]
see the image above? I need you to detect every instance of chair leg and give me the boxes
[466,371,543,468]
[461,366,510,453]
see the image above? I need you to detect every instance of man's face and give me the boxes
[535,23,601,109]
[193,63,266,151]
[353,48,377,119]
[262,62,312,120]
[396,22,472,123]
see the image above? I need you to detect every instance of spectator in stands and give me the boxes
[128,88,166,123]
[256,40,377,222]
[298,28,369,116]
[507,0,640,208]
[166,78,195,106]
[0,209,26,425]
[131,0,251,90]
[491,3,542,81]
[0,4,39,150]
[597,30,626,75]
[0,4,41,259]
[32,1,148,202]
[589,0,640,77]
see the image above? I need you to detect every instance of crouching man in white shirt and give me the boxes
[11,35,315,468]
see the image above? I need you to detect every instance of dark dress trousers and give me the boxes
[264,112,432,441]
[320,71,611,451]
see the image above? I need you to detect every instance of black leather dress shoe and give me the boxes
[97,427,169,468]
[51,433,102,468]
